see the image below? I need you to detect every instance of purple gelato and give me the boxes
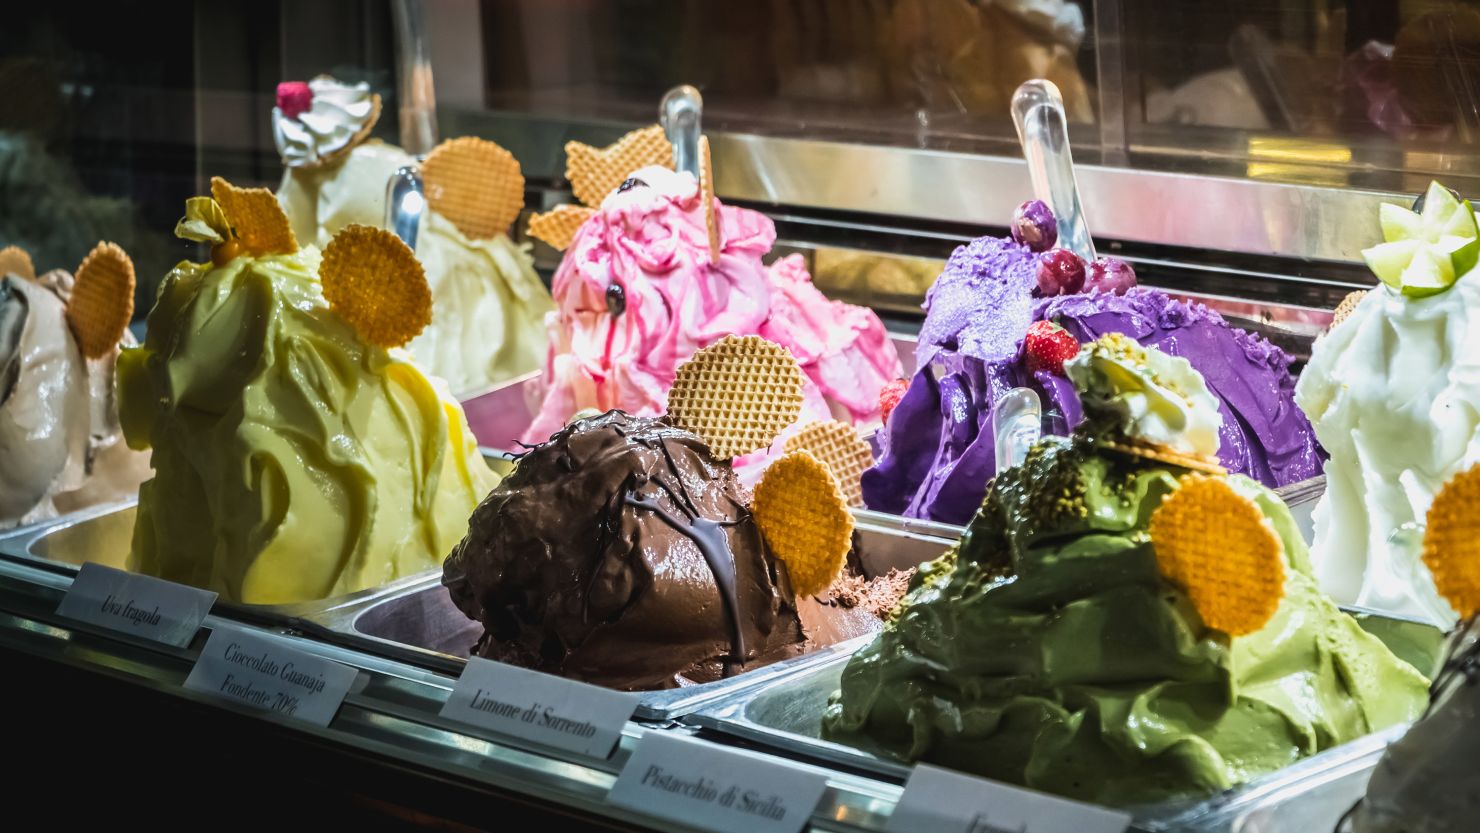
[863,229,1322,525]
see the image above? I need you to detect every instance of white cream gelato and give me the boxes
[1066,331,1223,458]
[407,211,554,394]
[1296,278,1480,625]
[277,140,414,250]
[0,270,149,528]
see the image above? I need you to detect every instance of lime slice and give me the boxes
[1364,239,1420,289]
[1420,181,1463,225]
[1441,200,1479,239]
[1400,245,1457,298]
[1381,202,1424,241]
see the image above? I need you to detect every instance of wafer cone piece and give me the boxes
[66,242,135,359]
[565,124,674,207]
[1149,474,1285,636]
[667,335,805,459]
[752,450,854,598]
[785,420,874,507]
[0,246,35,281]
[210,177,298,256]
[528,204,598,251]
[319,224,432,348]
[295,93,382,172]
[1098,438,1226,476]
[1422,465,1480,618]
[699,135,720,264]
[1330,290,1367,330]
[421,136,526,240]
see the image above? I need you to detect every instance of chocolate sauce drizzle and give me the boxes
[619,436,749,676]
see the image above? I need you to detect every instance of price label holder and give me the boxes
[56,562,216,648]
[608,731,827,833]
[184,625,357,727]
[885,764,1130,833]
[439,657,637,758]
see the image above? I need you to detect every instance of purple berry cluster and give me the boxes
[1012,200,1139,297]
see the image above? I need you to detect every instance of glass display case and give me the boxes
[2,2,1475,831]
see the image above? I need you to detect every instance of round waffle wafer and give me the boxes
[294,92,381,172]
[1149,474,1286,636]
[319,224,431,348]
[421,136,525,240]
[210,176,298,256]
[699,135,720,263]
[565,124,674,208]
[667,335,805,459]
[66,242,135,359]
[1330,290,1368,330]
[752,450,854,597]
[1098,438,1226,476]
[785,420,873,507]
[0,246,35,281]
[1422,466,1480,618]
[527,204,598,251]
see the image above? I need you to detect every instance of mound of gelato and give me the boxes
[824,336,1426,806]
[274,77,550,394]
[118,205,496,604]
[445,410,908,690]
[1,264,149,529]
[524,166,900,446]
[864,216,1322,525]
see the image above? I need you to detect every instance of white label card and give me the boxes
[440,657,637,758]
[608,732,827,833]
[183,626,357,727]
[56,563,216,648]
[885,764,1131,833]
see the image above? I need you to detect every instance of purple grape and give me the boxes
[1036,248,1085,296]
[1085,257,1138,294]
[1011,200,1058,252]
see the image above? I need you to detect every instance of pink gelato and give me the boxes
[524,166,901,447]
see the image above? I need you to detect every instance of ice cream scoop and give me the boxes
[864,206,1322,525]
[119,188,496,604]
[825,337,1427,806]
[524,163,900,446]
[0,249,150,529]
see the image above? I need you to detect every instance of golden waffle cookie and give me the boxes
[1149,474,1286,637]
[1099,438,1226,476]
[210,177,298,257]
[319,224,432,348]
[66,242,135,359]
[1422,466,1480,618]
[1330,290,1368,330]
[785,419,873,507]
[0,246,35,281]
[667,335,805,458]
[528,204,598,251]
[297,93,382,172]
[565,124,674,207]
[752,450,854,598]
[421,136,525,240]
[699,135,720,263]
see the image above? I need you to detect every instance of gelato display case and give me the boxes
[5,1,1480,831]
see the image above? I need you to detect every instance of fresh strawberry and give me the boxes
[276,81,313,120]
[1023,321,1079,375]
[879,378,909,423]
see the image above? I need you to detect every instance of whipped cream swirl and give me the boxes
[1066,332,1222,458]
[273,76,376,168]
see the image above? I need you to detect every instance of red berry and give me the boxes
[276,81,313,120]
[1085,257,1137,294]
[879,379,909,423]
[1023,321,1080,375]
[1036,248,1086,296]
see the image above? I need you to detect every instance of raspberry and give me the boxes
[879,378,909,423]
[276,81,313,120]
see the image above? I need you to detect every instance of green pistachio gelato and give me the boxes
[821,434,1428,806]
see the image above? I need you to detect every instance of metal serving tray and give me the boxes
[688,607,1442,832]
[298,506,959,722]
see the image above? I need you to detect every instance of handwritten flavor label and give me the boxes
[56,563,216,648]
[885,765,1130,833]
[440,657,636,758]
[183,626,357,727]
[608,732,826,833]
